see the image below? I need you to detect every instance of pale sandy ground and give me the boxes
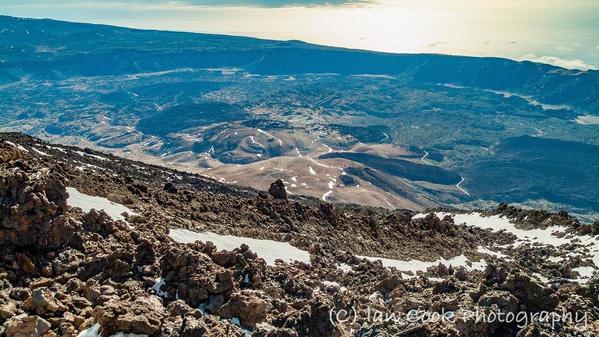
[17,132,461,211]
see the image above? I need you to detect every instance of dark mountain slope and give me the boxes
[463,136,599,210]
[1,16,598,111]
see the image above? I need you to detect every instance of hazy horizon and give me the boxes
[2,0,599,70]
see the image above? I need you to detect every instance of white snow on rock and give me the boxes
[152,277,167,298]
[4,141,29,153]
[321,280,340,287]
[169,229,311,266]
[77,323,148,337]
[533,273,550,283]
[413,211,574,247]
[412,211,599,283]
[450,212,573,247]
[572,266,596,283]
[308,166,316,175]
[66,187,138,223]
[321,280,347,292]
[47,145,67,153]
[32,147,50,156]
[476,246,508,259]
[337,263,352,272]
[357,253,487,278]
[77,324,102,337]
[75,150,108,161]
[411,212,429,220]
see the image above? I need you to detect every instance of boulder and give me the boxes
[160,246,234,307]
[219,291,268,328]
[26,287,68,315]
[0,167,75,252]
[180,317,208,337]
[163,182,178,194]
[503,273,558,312]
[3,314,51,337]
[0,301,17,320]
[268,180,287,200]
[477,290,518,315]
[93,296,165,336]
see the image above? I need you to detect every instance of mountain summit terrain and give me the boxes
[1,133,598,336]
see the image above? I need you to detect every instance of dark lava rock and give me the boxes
[269,179,287,200]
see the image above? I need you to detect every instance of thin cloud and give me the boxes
[3,0,371,8]
[521,53,595,71]
[197,0,369,6]
[427,41,448,48]
[556,46,573,51]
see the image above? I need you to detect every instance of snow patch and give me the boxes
[351,74,395,79]
[412,211,599,283]
[152,277,167,298]
[485,89,572,111]
[77,323,148,337]
[77,324,101,337]
[32,147,50,156]
[321,280,347,292]
[169,229,311,265]
[47,146,66,153]
[357,254,487,277]
[573,266,595,283]
[75,151,108,161]
[574,115,599,125]
[337,263,353,272]
[4,141,29,153]
[66,187,138,223]
[477,246,508,259]
[451,212,573,247]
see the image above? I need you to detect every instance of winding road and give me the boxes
[380,132,389,142]
[456,176,470,196]
[420,151,433,165]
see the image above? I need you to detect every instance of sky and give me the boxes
[2,0,599,70]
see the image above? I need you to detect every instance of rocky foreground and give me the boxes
[1,133,598,337]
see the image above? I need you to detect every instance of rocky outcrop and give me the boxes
[0,134,597,337]
[3,314,51,337]
[93,296,165,336]
[160,245,234,307]
[268,179,287,200]
[0,164,76,252]
[218,290,267,328]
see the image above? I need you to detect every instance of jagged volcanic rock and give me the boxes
[0,133,598,337]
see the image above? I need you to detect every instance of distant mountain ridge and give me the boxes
[1,15,598,221]
[1,16,598,112]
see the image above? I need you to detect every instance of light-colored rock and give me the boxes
[4,314,51,337]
